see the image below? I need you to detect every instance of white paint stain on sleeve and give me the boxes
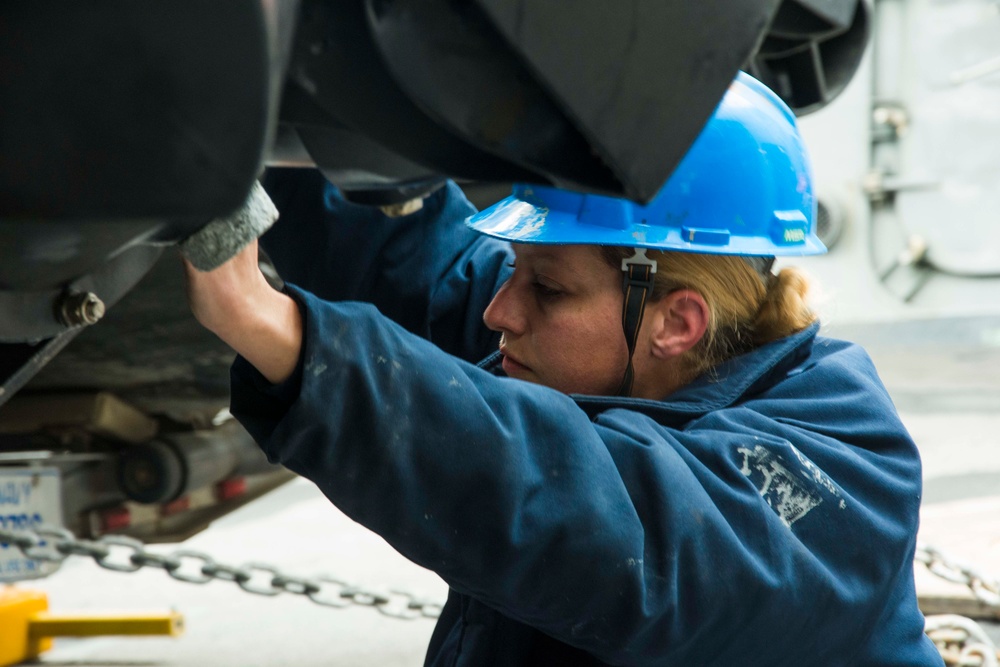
[792,446,843,504]
[304,357,328,377]
[738,444,822,528]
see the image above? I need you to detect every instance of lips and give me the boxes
[499,348,531,375]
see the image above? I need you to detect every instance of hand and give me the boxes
[184,239,275,337]
[183,240,303,384]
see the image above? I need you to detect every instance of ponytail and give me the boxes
[752,267,816,347]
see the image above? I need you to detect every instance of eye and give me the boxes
[533,281,562,298]
[505,261,516,269]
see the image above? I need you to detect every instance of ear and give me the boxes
[644,289,709,359]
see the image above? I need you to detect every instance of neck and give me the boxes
[629,356,696,400]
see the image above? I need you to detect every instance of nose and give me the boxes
[483,279,528,337]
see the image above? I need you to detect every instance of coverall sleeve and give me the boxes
[259,169,510,363]
[231,287,930,666]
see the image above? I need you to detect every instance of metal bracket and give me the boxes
[621,248,658,274]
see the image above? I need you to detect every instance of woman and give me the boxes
[186,74,941,665]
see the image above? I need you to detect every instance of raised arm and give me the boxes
[260,169,512,363]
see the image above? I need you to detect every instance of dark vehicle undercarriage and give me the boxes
[0,0,868,545]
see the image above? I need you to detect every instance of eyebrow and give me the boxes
[516,249,604,290]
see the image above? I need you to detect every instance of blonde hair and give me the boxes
[600,248,816,378]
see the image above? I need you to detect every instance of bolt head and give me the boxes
[60,291,106,327]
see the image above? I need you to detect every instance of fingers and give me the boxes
[182,239,265,336]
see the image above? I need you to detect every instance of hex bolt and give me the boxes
[59,292,106,327]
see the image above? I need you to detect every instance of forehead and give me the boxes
[511,243,604,268]
[511,244,619,290]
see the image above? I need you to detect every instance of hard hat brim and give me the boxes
[465,193,826,257]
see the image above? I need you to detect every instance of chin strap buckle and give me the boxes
[621,248,658,289]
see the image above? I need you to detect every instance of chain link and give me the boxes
[0,525,441,620]
[236,563,284,596]
[94,535,146,573]
[167,550,216,584]
[22,525,74,563]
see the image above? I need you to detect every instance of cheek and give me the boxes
[535,309,627,395]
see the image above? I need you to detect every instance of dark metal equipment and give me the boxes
[747,0,872,114]
[0,0,869,544]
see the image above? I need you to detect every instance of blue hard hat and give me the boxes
[466,72,824,257]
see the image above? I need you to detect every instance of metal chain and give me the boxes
[0,525,442,620]
[916,542,1000,609]
[925,615,999,667]
[916,543,1000,667]
[9,528,996,647]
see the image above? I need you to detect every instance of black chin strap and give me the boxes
[617,249,658,397]
[615,252,776,396]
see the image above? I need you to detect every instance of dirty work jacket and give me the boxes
[231,169,943,666]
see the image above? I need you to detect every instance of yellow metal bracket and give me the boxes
[0,586,183,666]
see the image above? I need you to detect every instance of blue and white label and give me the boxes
[0,468,63,582]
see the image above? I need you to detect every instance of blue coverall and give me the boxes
[231,169,943,666]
